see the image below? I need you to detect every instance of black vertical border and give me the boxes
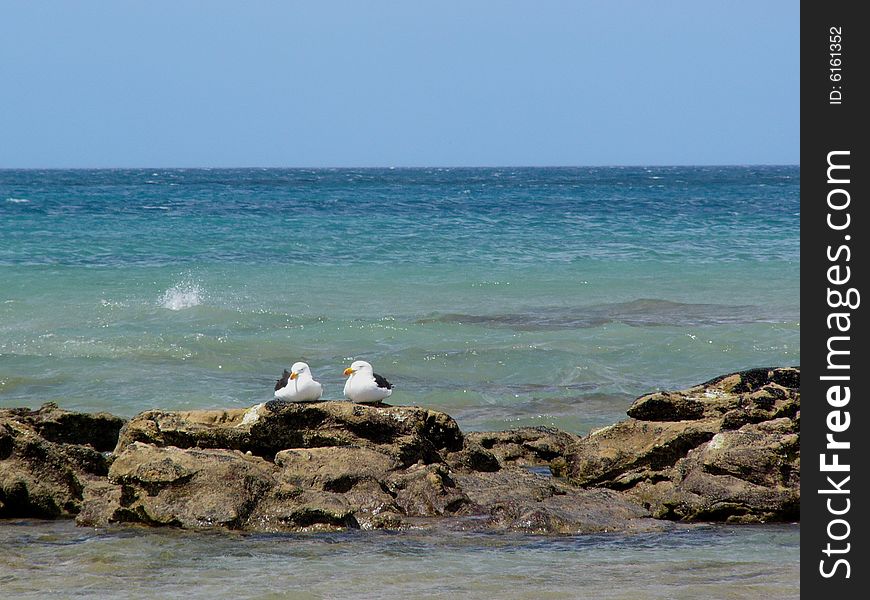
[802,2,868,595]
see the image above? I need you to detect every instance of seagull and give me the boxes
[274,361,323,402]
[343,360,393,404]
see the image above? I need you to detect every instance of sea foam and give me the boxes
[158,280,204,311]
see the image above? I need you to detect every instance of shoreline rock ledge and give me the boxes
[1,367,799,533]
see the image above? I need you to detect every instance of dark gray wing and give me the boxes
[275,369,291,391]
[372,372,393,390]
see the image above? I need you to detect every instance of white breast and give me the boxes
[344,372,392,403]
[275,375,323,402]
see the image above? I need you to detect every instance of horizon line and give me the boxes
[0,163,801,171]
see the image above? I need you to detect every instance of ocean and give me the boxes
[1,167,799,598]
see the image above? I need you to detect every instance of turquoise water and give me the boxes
[1,167,800,596]
[0,167,799,432]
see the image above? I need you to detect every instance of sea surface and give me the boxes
[0,520,799,599]
[1,167,799,598]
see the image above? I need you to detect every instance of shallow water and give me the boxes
[0,520,799,599]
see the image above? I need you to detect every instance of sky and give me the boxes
[0,1,799,168]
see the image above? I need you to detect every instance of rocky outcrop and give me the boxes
[0,404,126,518]
[565,367,800,522]
[77,401,658,533]
[1,367,800,531]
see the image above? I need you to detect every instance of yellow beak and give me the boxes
[289,372,298,380]
[343,367,355,376]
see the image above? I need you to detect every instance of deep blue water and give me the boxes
[1,166,798,267]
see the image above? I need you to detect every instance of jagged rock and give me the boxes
[627,367,799,427]
[566,367,800,522]
[75,404,661,533]
[82,439,473,532]
[0,404,125,519]
[624,418,800,523]
[76,480,124,527]
[694,418,799,488]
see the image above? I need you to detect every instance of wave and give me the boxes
[158,280,204,311]
[418,299,796,330]
[5,197,30,203]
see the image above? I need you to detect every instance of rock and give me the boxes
[626,392,706,421]
[452,427,580,471]
[82,437,473,532]
[0,404,125,519]
[2,402,125,451]
[75,403,656,533]
[625,418,800,523]
[696,419,799,488]
[627,367,799,427]
[567,420,720,487]
[99,442,276,528]
[566,367,800,522]
[3,367,801,530]
[274,446,397,491]
[115,401,463,466]
[453,468,662,534]
[270,446,400,530]
[249,489,359,532]
[445,441,501,473]
[387,463,470,517]
[76,480,124,527]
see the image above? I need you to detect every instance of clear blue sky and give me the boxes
[0,1,798,168]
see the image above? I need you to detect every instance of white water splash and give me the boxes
[100,299,128,308]
[158,280,204,311]
[6,197,30,203]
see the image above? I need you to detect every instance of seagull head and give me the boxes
[290,361,311,380]
[343,360,373,377]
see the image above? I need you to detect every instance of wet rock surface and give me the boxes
[1,367,800,531]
